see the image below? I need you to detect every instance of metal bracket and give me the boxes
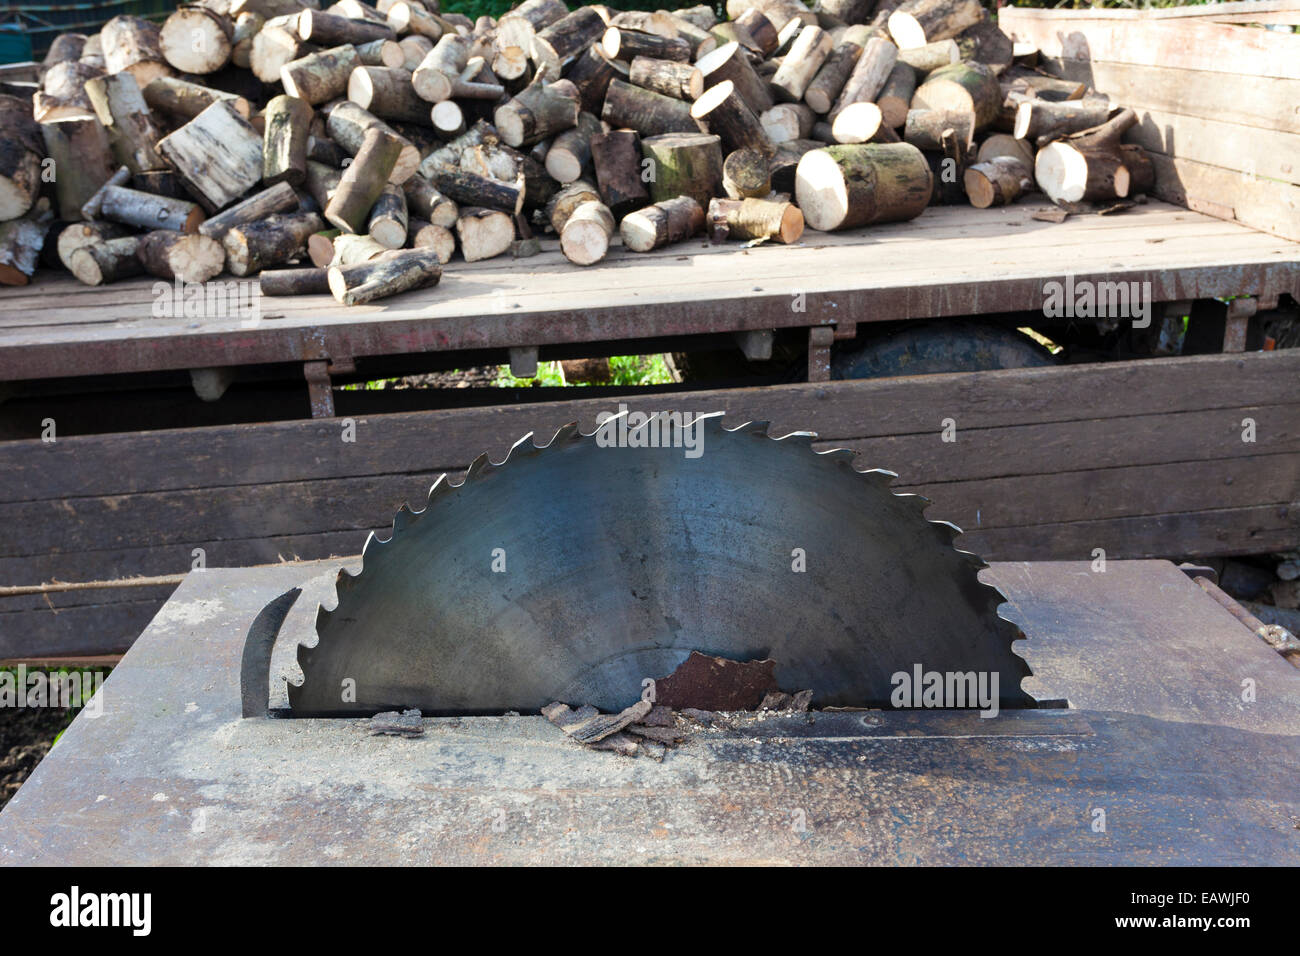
[1223,297,1257,352]
[734,329,774,361]
[807,326,834,382]
[509,346,538,379]
[240,587,301,718]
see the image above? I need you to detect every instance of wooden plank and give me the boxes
[963,503,1299,561]
[1149,153,1300,242]
[995,2,1300,22]
[3,350,1298,503]
[1042,58,1300,135]
[997,10,1300,79]
[1120,108,1300,186]
[0,599,166,659]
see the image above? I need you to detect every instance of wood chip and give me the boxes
[652,651,778,711]
[543,699,652,744]
[368,708,424,736]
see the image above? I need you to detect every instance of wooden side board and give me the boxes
[2,350,1296,658]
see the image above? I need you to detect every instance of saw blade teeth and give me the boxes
[464,452,492,481]
[543,422,580,447]
[392,504,419,535]
[358,530,385,564]
[726,419,771,437]
[425,473,452,507]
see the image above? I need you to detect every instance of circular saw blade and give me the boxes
[288,414,1032,715]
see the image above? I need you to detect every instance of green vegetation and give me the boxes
[496,354,675,387]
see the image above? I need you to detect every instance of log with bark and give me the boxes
[263,94,314,186]
[628,56,703,101]
[545,111,603,183]
[691,80,768,155]
[723,146,771,198]
[696,42,772,115]
[281,45,360,105]
[708,196,803,243]
[887,0,984,50]
[1034,108,1143,205]
[325,125,407,231]
[641,131,723,208]
[0,96,44,222]
[828,35,897,121]
[911,61,999,130]
[84,73,166,174]
[0,213,50,286]
[1014,99,1113,144]
[68,234,143,286]
[327,101,420,184]
[770,25,832,104]
[903,108,972,150]
[33,61,101,122]
[100,184,205,232]
[40,118,117,220]
[368,182,409,247]
[590,128,649,218]
[56,220,128,271]
[157,99,263,210]
[102,15,172,88]
[795,141,931,230]
[143,76,252,120]
[223,209,325,274]
[137,229,226,282]
[160,6,234,74]
[408,218,456,262]
[455,206,515,262]
[603,79,697,136]
[803,25,870,116]
[327,246,442,304]
[350,65,436,124]
[620,194,704,252]
[199,181,300,239]
[495,78,580,147]
[260,266,332,295]
[559,199,615,265]
[876,63,917,129]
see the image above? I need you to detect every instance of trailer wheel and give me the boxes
[832,321,1057,380]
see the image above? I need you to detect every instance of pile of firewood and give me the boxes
[0,0,1153,304]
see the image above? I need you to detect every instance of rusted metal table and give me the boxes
[1,558,1296,865]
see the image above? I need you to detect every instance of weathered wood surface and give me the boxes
[0,201,1295,381]
[1,349,1296,658]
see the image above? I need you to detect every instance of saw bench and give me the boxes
[1,556,1297,865]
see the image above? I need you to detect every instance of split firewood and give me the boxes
[696,42,771,115]
[771,25,832,104]
[691,80,768,154]
[158,100,263,210]
[408,218,456,263]
[708,196,804,243]
[160,6,234,75]
[325,126,406,232]
[641,132,723,207]
[590,129,649,218]
[281,45,360,105]
[136,230,226,283]
[723,147,771,199]
[888,0,985,49]
[368,183,409,248]
[143,76,252,120]
[877,63,917,129]
[329,233,390,268]
[40,118,116,220]
[912,62,1000,130]
[603,79,697,136]
[260,266,331,295]
[223,210,325,275]
[100,185,205,233]
[559,199,614,265]
[198,182,300,240]
[84,73,165,174]
[495,78,580,147]
[620,195,704,252]
[1034,108,1141,205]
[263,94,314,186]
[68,235,144,286]
[328,247,442,304]
[0,212,50,286]
[795,142,932,231]
[628,56,702,101]
[101,15,172,88]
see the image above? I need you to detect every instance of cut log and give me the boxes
[329,232,389,267]
[157,99,263,210]
[0,96,43,221]
[768,136,822,193]
[708,196,803,243]
[963,155,1030,208]
[829,35,897,120]
[628,56,702,101]
[532,7,609,73]
[619,195,704,252]
[44,33,87,67]
[100,184,204,232]
[305,159,343,213]
[408,218,455,262]
[80,166,131,220]
[402,173,459,227]
[545,111,602,183]
[734,7,778,57]
[431,100,465,138]
[496,0,569,48]
[876,62,916,129]
[723,147,771,199]
[327,101,420,182]
[136,229,226,282]
[160,6,234,74]
[417,118,497,175]
[1014,99,1113,143]
[386,2,446,41]
[760,102,814,145]
[771,25,832,104]
[412,33,470,102]
[976,133,1034,170]
[887,0,983,49]
[56,220,128,271]
[495,77,579,147]
[0,213,49,286]
[367,182,408,247]
[547,179,601,233]
[68,235,143,286]
[1120,143,1154,197]
[231,12,264,69]
[348,65,430,124]
[34,61,101,122]
[428,167,524,215]
[559,199,614,265]
[590,129,649,218]
[399,34,433,70]
[223,209,325,274]
[250,23,308,84]
[803,24,870,116]
[132,169,187,198]
[566,45,625,114]
[299,10,395,46]
[101,15,172,88]
[669,15,716,59]
[143,75,251,120]
[814,0,874,27]
[896,39,958,73]
[260,266,331,294]
[640,131,722,208]
[903,108,972,150]
[696,42,772,115]
[263,93,314,186]
[831,102,885,144]
[84,72,166,174]
[328,246,441,304]
[199,181,300,239]
[454,206,514,261]
[911,61,999,129]
[691,80,768,155]
[794,141,932,230]
[40,118,117,220]
[281,44,360,104]
[1033,109,1140,205]
[325,125,406,231]
[603,78,696,136]
[491,44,530,83]
[602,28,691,64]
[955,13,1012,70]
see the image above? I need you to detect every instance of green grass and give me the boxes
[495,354,675,387]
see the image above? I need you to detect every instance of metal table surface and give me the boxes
[1,559,1297,865]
